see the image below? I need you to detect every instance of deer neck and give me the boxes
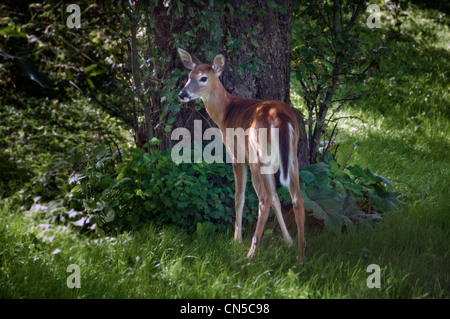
[201,79,232,129]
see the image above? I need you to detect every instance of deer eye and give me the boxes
[199,76,207,83]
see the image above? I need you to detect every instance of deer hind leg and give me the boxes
[268,174,293,246]
[232,162,247,243]
[246,163,273,259]
[288,160,306,259]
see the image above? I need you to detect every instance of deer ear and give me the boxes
[178,48,202,70]
[212,54,225,76]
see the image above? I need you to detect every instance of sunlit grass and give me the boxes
[1,195,448,298]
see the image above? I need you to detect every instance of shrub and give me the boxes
[34,140,404,235]
[103,147,239,231]
[64,144,258,233]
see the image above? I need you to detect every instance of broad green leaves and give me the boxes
[62,144,403,234]
[295,160,404,231]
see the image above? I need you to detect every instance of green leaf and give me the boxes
[250,39,259,48]
[226,3,235,14]
[170,103,180,114]
[276,5,287,14]
[305,63,316,72]
[86,78,95,88]
[152,186,160,194]
[84,64,98,73]
[300,170,315,184]
[348,165,363,177]
[373,173,393,188]
[92,145,107,160]
[18,59,51,88]
[299,46,313,60]
[287,268,298,282]
[333,180,347,195]
[304,197,332,229]
[301,162,330,187]
[361,169,378,185]
[335,141,354,167]
[0,26,26,37]
[343,182,364,195]
[104,208,115,222]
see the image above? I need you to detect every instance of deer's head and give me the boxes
[177,48,225,103]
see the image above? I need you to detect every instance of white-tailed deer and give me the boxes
[177,48,305,259]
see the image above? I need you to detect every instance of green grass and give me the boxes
[1,4,449,299]
[0,197,448,298]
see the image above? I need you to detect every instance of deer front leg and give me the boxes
[232,163,247,243]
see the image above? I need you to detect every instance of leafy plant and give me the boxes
[44,143,252,233]
[291,0,406,164]
[278,145,405,232]
[32,138,403,235]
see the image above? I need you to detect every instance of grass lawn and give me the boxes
[0,4,449,299]
[0,195,448,298]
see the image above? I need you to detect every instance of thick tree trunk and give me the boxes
[219,0,293,104]
[217,0,309,166]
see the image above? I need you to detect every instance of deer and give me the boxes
[177,48,306,259]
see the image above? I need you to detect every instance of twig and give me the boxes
[390,178,429,198]
[327,115,365,123]
[69,139,98,179]
[322,122,338,161]
[107,132,123,163]
[344,0,365,34]
[330,95,362,103]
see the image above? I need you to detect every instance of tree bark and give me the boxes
[219,0,293,104]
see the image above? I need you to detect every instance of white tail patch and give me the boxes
[279,123,293,187]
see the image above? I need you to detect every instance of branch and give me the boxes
[344,0,365,34]
[69,139,98,178]
[327,115,365,123]
[390,178,430,198]
[121,1,153,142]
[122,4,133,21]
[107,132,123,163]
[322,122,338,161]
[330,95,361,103]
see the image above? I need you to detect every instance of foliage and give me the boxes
[29,139,402,234]
[291,0,406,163]
[0,2,120,102]
[0,96,129,204]
[41,143,258,233]
[0,2,131,199]
[2,0,409,237]
[278,154,404,232]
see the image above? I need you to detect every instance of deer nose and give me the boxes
[179,91,189,100]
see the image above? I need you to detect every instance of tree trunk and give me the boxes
[217,0,309,166]
[219,0,293,104]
